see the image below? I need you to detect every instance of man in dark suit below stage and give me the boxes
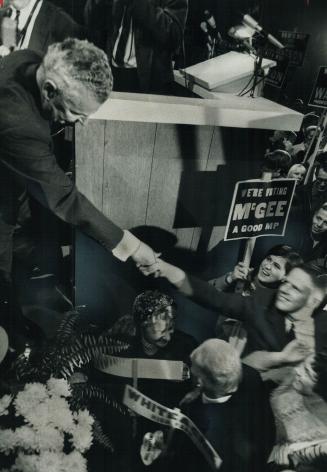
[0,38,158,312]
[0,0,84,57]
[171,339,271,472]
[84,0,188,94]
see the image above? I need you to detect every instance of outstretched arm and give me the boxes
[152,259,254,322]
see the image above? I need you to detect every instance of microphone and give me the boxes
[242,14,284,49]
[203,10,217,38]
[228,24,255,41]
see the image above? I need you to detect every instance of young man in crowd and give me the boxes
[153,260,327,377]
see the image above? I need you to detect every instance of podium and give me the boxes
[175,51,276,97]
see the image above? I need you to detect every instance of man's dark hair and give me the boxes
[265,245,303,273]
[291,264,327,294]
[316,152,327,174]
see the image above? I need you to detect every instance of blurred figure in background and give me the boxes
[0,0,84,57]
[84,0,188,94]
[268,350,327,472]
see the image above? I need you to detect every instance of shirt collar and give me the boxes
[202,392,232,404]
[10,0,41,24]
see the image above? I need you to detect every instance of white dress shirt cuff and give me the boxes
[112,230,141,261]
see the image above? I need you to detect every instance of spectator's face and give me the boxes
[275,268,312,313]
[287,165,306,184]
[10,0,31,9]
[142,308,175,348]
[257,255,286,284]
[314,168,327,193]
[311,208,327,236]
[283,137,293,152]
[292,354,317,395]
[304,128,316,144]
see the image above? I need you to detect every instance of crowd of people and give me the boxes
[0,1,327,472]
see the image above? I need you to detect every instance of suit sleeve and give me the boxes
[132,0,188,51]
[179,273,255,322]
[53,9,86,42]
[0,111,124,252]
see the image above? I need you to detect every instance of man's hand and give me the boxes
[0,45,10,58]
[131,241,161,276]
[228,262,252,283]
[280,340,311,364]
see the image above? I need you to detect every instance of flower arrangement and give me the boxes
[0,378,94,472]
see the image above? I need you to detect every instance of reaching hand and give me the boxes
[0,45,10,58]
[131,242,161,276]
[281,340,311,364]
[229,262,252,283]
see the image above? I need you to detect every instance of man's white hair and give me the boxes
[42,38,113,103]
[191,339,242,395]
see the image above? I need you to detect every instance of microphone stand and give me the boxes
[250,37,265,98]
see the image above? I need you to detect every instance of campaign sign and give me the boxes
[265,57,289,89]
[123,385,222,470]
[224,179,296,241]
[279,31,310,67]
[309,66,327,109]
[263,31,309,69]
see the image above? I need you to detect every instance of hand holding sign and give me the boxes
[227,262,252,284]
[140,431,165,465]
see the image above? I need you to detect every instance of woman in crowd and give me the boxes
[268,350,327,472]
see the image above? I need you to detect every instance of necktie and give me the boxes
[14,9,20,44]
[286,320,296,342]
[114,5,132,67]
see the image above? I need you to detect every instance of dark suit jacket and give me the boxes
[0,50,123,275]
[84,0,188,92]
[179,274,327,353]
[173,365,272,472]
[0,1,84,56]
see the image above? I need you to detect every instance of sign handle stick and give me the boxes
[234,171,272,293]
[132,359,138,438]
[303,109,327,185]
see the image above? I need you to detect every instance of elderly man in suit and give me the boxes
[0,0,84,56]
[84,0,188,94]
[169,339,271,472]
[0,38,158,296]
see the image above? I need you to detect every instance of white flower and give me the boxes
[14,425,39,451]
[70,410,94,453]
[14,384,48,419]
[36,451,65,472]
[0,429,17,453]
[23,396,74,432]
[0,395,13,416]
[4,381,94,471]
[70,424,93,453]
[73,409,94,429]
[13,452,40,472]
[63,451,87,472]
[46,378,71,398]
